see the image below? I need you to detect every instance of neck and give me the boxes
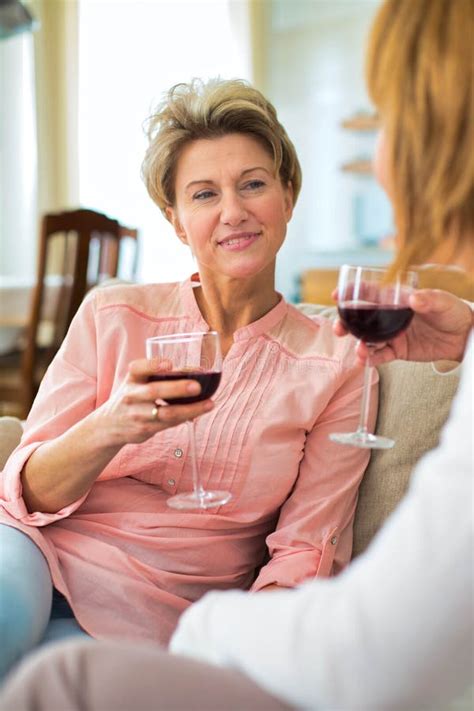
[193,263,280,348]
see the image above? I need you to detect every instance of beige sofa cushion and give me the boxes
[0,416,23,470]
[294,303,461,558]
[352,360,460,557]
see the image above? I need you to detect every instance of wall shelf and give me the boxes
[341,114,379,131]
[340,113,377,174]
[341,159,373,174]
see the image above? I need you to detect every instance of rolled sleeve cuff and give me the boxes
[252,550,322,591]
[0,441,88,526]
[251,529,340,591]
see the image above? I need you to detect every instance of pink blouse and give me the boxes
[0,278,376,645]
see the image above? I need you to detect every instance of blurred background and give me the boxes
[1,0,392,303]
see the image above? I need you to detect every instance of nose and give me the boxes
[220,190,248,226]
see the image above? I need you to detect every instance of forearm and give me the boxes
[21,407,122,514]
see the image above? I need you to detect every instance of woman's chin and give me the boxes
[198,251,278,283]
[219,261,273,282]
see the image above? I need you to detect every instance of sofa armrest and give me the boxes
[0,416,23,470]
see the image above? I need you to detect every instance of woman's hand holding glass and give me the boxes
[334,288,473,367]
[98,358,214,446]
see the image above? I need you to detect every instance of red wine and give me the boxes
[338,303,414,342]
[147,371,221,404]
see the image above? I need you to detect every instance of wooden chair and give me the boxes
[0,208,139,419]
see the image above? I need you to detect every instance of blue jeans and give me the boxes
[0,524,90,681]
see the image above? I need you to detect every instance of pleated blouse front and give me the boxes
[0,278,374,645]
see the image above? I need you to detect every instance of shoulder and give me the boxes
[270,303,357,366]
[88,281,183,319]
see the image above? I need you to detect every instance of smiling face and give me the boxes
[166,133,293,283]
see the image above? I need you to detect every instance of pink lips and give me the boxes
[217,232,261,252]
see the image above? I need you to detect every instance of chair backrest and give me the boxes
[20,208,138,408]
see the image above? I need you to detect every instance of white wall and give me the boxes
[78,0,252,285]
[266,0,393,300]
[0,33,37,279]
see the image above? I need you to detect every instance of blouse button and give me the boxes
[330,536,338,545]
[174,448,184,458]
[168,478,176,486]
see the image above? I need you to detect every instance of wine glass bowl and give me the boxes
[147,371,222,405]
[330,265,418,449]
[146,331,231,510]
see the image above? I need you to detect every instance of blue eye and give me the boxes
[244,180,265,191]
[194,190,215,200]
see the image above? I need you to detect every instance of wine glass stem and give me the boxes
[357,348,373,436]
[186,419,205,500]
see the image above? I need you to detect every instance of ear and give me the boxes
[284,182,294,222]
[165,206,188,245]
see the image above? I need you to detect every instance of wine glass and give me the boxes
[146,331,231,510]
[329,265,418,449]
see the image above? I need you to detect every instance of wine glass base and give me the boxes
[167,490,232,510]
[329,431,395,450]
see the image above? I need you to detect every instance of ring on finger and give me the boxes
[151,405,160,421]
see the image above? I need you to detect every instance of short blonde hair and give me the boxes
[141,78,302,215]
[366,0,474,271]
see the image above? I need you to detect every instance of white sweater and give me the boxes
[171,336,473,710]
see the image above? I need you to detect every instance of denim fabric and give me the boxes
[0,525,88,681]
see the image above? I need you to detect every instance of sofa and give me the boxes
[0,302,461,560]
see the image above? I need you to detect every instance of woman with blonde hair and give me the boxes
[0,78,373,680]
[339,0,473,369]
[0,0,472,708]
